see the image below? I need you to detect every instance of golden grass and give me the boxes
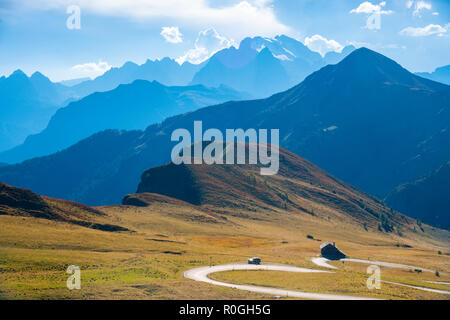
[0,199,448,300]
[210,269,449,300]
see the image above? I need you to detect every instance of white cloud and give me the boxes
[406,0,414,9]
[413,1,432,17]
[176,28,235,64]
[160,26,183,43]
[400,24,448,37]
[24,0,289,40]
[350,1,393,15]
[70,60,111,79]
[304,34,343,57]
[432,12,439,16]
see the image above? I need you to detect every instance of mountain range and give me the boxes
[1,47,449,228]
[0,81,245,164]
[59,77,91,87]
[70,35,355,99]
[0,35,353,155]
[190,35,355,97]
[0,70,75,152]
[70,58,204,98]
[1,48,448,216]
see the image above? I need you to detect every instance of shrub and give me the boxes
[379,213,394,232]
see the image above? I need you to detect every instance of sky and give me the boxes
[0,0,449,81]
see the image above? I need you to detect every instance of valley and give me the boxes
[1,13,450,303]
[0,147,448,300]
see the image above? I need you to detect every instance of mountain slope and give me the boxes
[0,130,142,204]
[386,162,450,230]
[0,182,127,231]
[0,48,448,209]
[416,65,450,85]
[0,70,74,152]
[134,145,397,228]
[0,80,245,164]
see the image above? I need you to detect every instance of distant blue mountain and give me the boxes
[0,80,246,164]
[190,35,355,97]
[59,77,91,87]
[0,70,74,152]
[70,35,354,100]
[191,46,291,98]
[72,58,204,97]
[416,65,450,85]
[0,35,354,154]
[0,59,204,152]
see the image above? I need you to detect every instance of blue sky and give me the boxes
[0,0,449,81]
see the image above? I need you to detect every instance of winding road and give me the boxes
[184,262,377,300]
[184,257,450,299]
[310,257,450,295]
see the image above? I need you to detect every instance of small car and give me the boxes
[248,257,261,265]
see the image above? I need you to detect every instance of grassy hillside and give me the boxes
[135,146,422,234]
[0,182,127,232]
[0,187,448,299]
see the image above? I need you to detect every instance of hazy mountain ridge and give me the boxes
[416,65,450,85]
[0,80,246,164]
[1,35,351,154]
[0,70,75,152]
[71,58,204,97]
[190,35,355,97]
